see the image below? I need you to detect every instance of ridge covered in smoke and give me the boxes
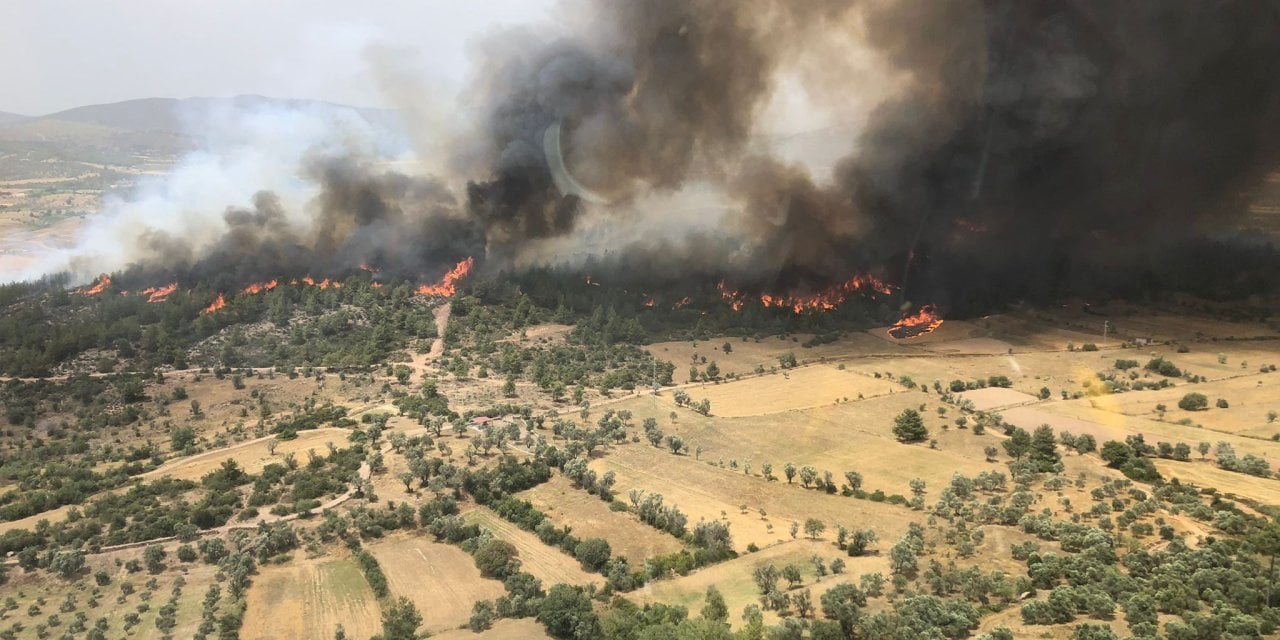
[11,0,1280,312]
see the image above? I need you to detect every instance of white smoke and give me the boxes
[2,100,403,285]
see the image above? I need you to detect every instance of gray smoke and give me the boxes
[15,0,1280,309]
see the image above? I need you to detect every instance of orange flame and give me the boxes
[416,257,475,296]
[719,273,893,314]
[371,282,383,289]
[359,263,378,272]
[672,297,691,309]
[887,304,944,339]
[202,293,226,315]
[241,279,278,295]
[584,275,600,287]
[301,276,316,286]
[80,274,112,296]
[142,282,178,303]
[642,294,655,308]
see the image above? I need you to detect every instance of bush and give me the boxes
[1215,398,1229,409]
[1178,393,1208,411]
[473,540,520,579]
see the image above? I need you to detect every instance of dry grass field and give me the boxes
[613,390,1003,500]
[430,617,552,640]
[1069,373,1280,438]
[141,427,350,481]
[681,364,900,417]
[1152,459,1280,508]
[241,555,381,640]
[586,439,917,553]
[463,508,604,587]
[0,561,219,640]
[366,535,506,633]
[519,475,685,565]
[646,333,910,380]
[1007,401,1280,465]
[628,539,886,629]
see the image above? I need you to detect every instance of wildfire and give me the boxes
[887,304,944,339]
[642,294,655,308]
[141,282,178,303]
[717,281,746,311]
[672,297,691,309]
[80,274,112,296]
[719,273,894,314]
[371,282,383,289]
[416,257,475,297]
[202,293,226,315]
[584,275,600,287]
[242,279,279,295]
[359,263,378,273]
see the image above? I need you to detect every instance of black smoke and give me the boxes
[100,0,1280,311]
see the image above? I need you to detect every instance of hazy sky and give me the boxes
[0,0,554,115]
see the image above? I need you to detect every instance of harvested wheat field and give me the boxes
[615,391,1002,498]
[1153,459,1280,508]
[1006,401,1280,465]
[629,538,888,630]
[464,507,604,587]
[589,440,916,553]
[679,364,900,417]
[1068,372,1280,438]
[519,474,685,565]
[141,427,350,481]
[430,617,552,640]
[367,534,506,633]
[647,333,909,380]
[958,387,1040,410]
[241,556,381,640]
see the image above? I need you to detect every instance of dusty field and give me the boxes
[241,555,381,640]
[519,474,685,565]
[1006,401,1280,465]
[366,534,506,633]
[0,561,218,640]
[614,390,1003,501]
[1071,372,1280,438]
[646,333,911,381]
[629,539,885,630]
[681,364,901,417]
[463,508,604,587]
[0,504,75,535]
[142,427,351,481]
[1152,459,1280,508]
[958,387,1040,410]
[431,617,552,640]
[587,437,917,553]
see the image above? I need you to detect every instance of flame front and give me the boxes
[242,279,278,295]
[887,304,944,339]
[142,282,178,303]
[80,274,112,296]
[416,257,475,296]
[719,273,893,314]
[202,293,226,315]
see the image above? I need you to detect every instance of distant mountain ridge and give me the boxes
[0,96,403,166]
[29,95,396,135]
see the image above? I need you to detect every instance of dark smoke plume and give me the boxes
[458,0,1280,308]
[30,0,1280,312]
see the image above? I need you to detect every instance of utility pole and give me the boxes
[1102,320,1110,347]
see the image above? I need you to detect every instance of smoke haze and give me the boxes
[10,0,1280,311]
